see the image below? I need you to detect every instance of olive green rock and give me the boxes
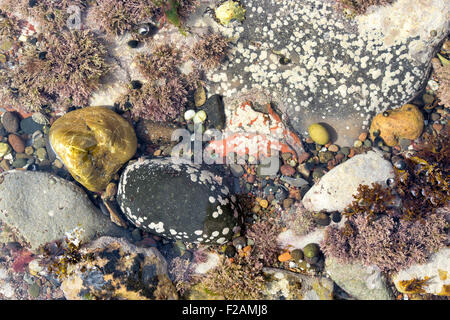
[308,123,330,145]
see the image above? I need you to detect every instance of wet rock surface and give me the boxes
[49,106,137,192]
[302,150,394,212]
[61,236,178,300]
[0,170,127,250]
[207,0,449,145]
[325,257,393,300]
[117,158,239,244]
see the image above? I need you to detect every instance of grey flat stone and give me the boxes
[0,170,127,250]
[205,0,449,145]
[325,257,393,300]
[302,150,394,212]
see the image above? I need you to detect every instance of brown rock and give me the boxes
[280,164,296,176]
[8,134,25,153]
[247,174,256,183]
[370,104,424,147]
[358,132,368,142]
[298,152,310,164]
[432,123,443,133]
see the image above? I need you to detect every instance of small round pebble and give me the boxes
[331,211,342,223]
[328,144,339,152]
[303,243,321,258]
[353,140,363,148]
[1,112,19,133]
[8,134,25,153]
[290,249,304,261]
[232,236,247,250]
[280,164,295,176]
[308,123,329,145]
[259,199,269,208]
[314,211,331,226]
[224,245,236,258]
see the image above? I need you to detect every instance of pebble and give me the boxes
[331,211,342,223]
[20,117,44,135]
[314,211,331,226]
[36,147,47,161]
[131,228,142,242]
[224,245,236,258]
[328,144,339,152]
[25,146,34,155]
[303,243,321,259]
[319,151,334,163]
[0,142,11,157]
[1,112,19,133]
[229,164,244,177]
[297,163,310,179]
[353,140,363,148]
[259,199,269,208]
[8,134,25,153]
[363,139,372,147]
[298,152,310,164]
[11,158,27,168]
[53,159,63,169]
[0,159,10,170]
[232,236,247,250]
[193,110,207,124]
[194,86,207,107]
[432,123,443,133]
[431,113,441,121]
[247,174,256,183]
[308,123,329,145]
[283,198,293,209]
[281,152,292,161]
[184,109,196,121]
[312,168,325,180]
[340,147,350,156]
[29,282,40,298]
[280,164,295,176]
[358,132,368,142]
[290,249,304,261]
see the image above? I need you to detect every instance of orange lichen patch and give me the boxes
[242,246,252,254]
[370,104,424,146]
[278,251,291,262]
[438,269,448,281]
[206,101,304,160]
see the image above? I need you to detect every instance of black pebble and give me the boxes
[38,51,47,60]
[224,245,236,258]
[27,37,38,45]
[27,164,39,171]
[127,40,140,49]
[331,211,341,223]
[28,0,38,7]
[131,80,142,89]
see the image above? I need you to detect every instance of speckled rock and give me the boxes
[370,104,424,146]
[302,150,394,212]
[263,268,334,300]
[392,248,450,296]
[61,236,178,300]
[0,170,127,250]
[206,0,450,145]
[117,158,239,244]
[325,257,393,300]
[1,112,19,133]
